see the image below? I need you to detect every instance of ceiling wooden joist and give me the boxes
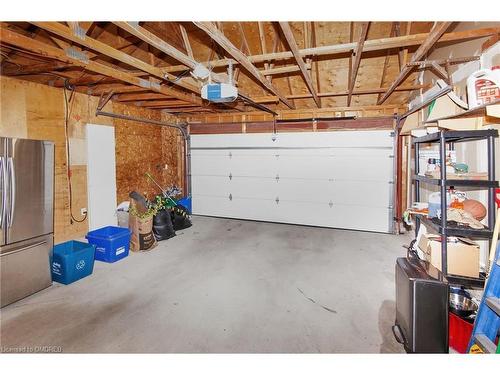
[31,21,200,95]
[0,25,202,105]
[160,26,499,73]
[1,21,499,116]
[193,21,295,109]
[347,22,370,106]
[279,22,321,108]
[378,21,453,104]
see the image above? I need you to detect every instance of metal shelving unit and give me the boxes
[412,129,498,288]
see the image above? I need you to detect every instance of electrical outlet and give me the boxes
[81,208,87,216]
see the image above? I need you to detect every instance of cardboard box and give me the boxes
[417,233,480,278]
[437,116,484,131]
[486,103,500,118]
[400,111,421,135]
[427,94,466,122]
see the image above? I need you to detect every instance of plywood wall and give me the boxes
[0,76,181,243]
[114,103,181,204]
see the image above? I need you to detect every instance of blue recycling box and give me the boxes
[176,196,192,214]
[85,226,131,263]
[51,240,96,285]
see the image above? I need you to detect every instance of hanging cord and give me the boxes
[166,69,191,84]
[63,79,87,224]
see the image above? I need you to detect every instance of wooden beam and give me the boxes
[88,84,149,95]
[238,22,251,55]
[393,22,403,70]
[193,21,295,109]
[162,107,215,114]
[249,95,279,104]
[311,22,321,105]
[378,22,452,104]
[257,22,270,76]
[114,92,174,101]
[271,23,295,108]
[140,101,199,108]
[113,21,226,84]
[68,22,93,37]
[115,22,195,69]
[267,29,280,82]
[279,22,321,108]
[234,22,252,90]
[31,22,199,96]
[430,61,450,80]
[114,21,275,112]
[257,24,281,85]
[246,84,426,100]
[1,60,72,75]
[347,22,370,106]
[399,22,412,71]
[161,26,499,74]
[0,26,203,105]
[260,63,312,76]
[347,22,354,99]
[377,22,398,103]
[179,23,194,59]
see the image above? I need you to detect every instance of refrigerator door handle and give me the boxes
[7,157,15,228]
[0,156,5,229]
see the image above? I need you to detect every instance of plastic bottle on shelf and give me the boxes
[426,158,437,173]
[428,191,452,219]
[467,65,500,109]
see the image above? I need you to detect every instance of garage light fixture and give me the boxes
[191,63,211,80]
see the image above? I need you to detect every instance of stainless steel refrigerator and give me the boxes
[1,137,54,308]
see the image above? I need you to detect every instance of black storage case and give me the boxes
[393,257,449,353]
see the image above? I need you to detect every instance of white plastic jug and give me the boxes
[467,66,500,109]
[428,191,451,219]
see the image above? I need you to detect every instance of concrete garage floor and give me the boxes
[0,216,409,353]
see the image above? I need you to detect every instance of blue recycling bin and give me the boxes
[85,226,131,263]
[51,240,96,285]
[176,196,192,214]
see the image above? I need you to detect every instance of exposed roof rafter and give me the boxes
[193,21,295,109]
[0,25,202,105]
[378,21,452,104]
[160,26,499,74]
[347,22,370,106]
[31,22,201,101]
[279,21,321,108]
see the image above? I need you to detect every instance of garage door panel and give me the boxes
[191,131,393,148]
[274,179,331,202]
[192,175,231,196]
[271,179,390,207]
[227,178,279,200]
[193,175,279,200]
[228,152,278,176]
[193,195,279,222]
[278,201,390,232]
[191,131,394,233]
[331,181,391,207]
[190,152,230,176]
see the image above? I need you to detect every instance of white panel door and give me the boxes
[86,124,118,230]
[191,131,394,233]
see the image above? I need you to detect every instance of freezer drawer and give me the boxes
[0,234,53,308]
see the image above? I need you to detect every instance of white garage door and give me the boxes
[191,130,395,233]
